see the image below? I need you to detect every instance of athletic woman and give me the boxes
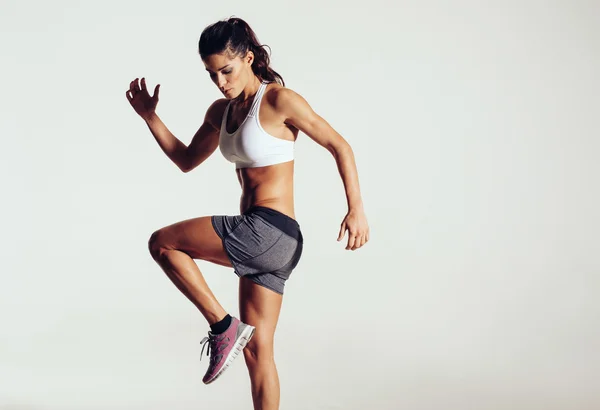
[126,17,369,410]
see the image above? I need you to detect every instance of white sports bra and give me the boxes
[219,81,295,169]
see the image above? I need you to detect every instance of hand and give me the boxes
[126,77,160,120]
[337,208,370,250]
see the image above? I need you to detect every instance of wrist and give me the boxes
[142,112,158,124]
[348,200,364,212]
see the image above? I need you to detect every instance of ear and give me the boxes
[245,50,255,66]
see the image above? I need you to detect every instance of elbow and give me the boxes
[180,159,202,173]
[329,140,352,158]
[177,148,193,173]
[180,161,194,173]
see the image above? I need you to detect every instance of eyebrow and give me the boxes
[205,64,231,72]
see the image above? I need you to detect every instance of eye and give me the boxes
[223,69,233,74]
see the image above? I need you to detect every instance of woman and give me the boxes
[126,17,369,410]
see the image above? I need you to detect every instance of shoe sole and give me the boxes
[203,324,255,384]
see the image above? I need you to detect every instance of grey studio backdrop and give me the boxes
[1,1,598,409]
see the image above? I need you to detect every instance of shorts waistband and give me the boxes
[244,206,302,242]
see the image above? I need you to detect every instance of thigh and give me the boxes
[150,216,232,266]
[239,277,283,356]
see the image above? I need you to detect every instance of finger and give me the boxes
[352,234,364,251]
[352,234,362,250]
[358,234,367,249]
[126,90,133,102]
[129,78,139,93]
[153,84,160,99]
[140,77,147,93]
[337,222,346,242]
[346,234,356,250]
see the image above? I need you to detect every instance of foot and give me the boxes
[200,316,255,384]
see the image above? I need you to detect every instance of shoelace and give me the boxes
[199,335,214,362]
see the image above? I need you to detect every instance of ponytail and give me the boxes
[199,17,285,86]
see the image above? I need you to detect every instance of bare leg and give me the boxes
[148,216,232,325]
[239,277,284,410]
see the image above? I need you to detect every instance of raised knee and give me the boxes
[148,230,164,261]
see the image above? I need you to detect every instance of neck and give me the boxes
[234,76,262,103]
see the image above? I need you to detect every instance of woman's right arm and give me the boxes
[127,78,225,173]
[142,114,190,172]
[143,100,223,173]
[180,98,227,173]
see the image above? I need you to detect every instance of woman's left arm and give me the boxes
[274,88,370,250]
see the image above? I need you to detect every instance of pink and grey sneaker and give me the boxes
[199,316,255,384]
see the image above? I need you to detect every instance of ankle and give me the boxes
[210,314,232,334]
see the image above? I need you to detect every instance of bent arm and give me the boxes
[276,88,364,210]
[144,99,225,173]
[183,122,219,173]
[143,114,189,172]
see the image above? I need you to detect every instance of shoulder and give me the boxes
[204,98,229,130]
[263,83,313,118]
[264,83,303,107]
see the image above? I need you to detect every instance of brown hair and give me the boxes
[198,17,285,86]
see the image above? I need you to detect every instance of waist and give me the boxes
[238,165,294,214]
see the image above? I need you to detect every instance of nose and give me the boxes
[216,74,227,90]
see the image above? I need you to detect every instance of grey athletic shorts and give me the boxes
[211,206,303,294]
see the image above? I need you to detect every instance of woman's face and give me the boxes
[203,51,253,99]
